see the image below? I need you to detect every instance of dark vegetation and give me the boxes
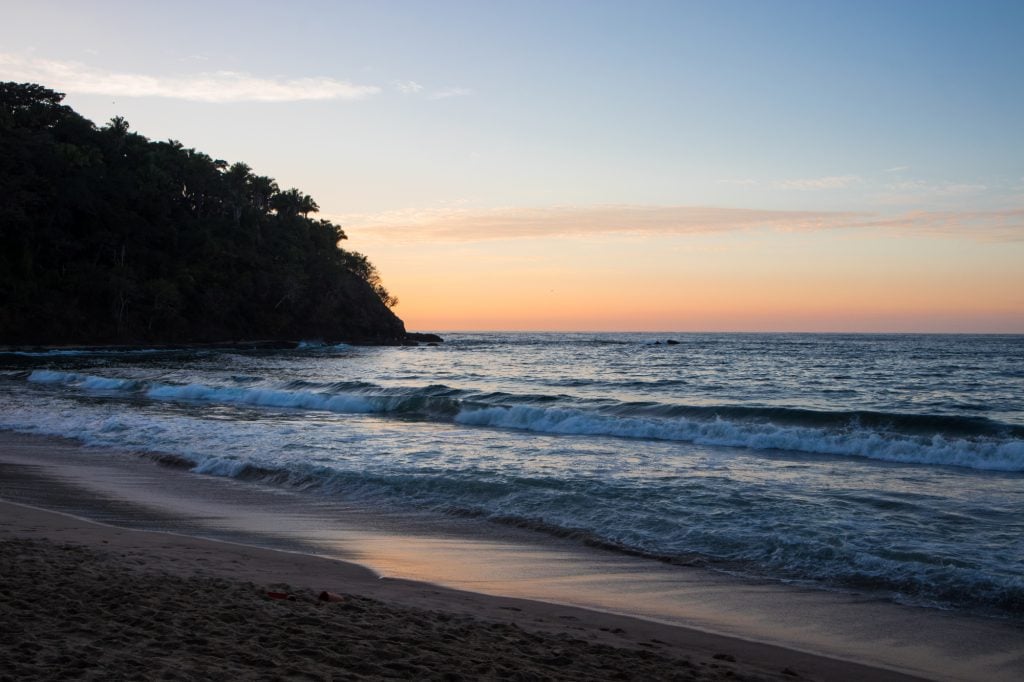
[0,82,408,346]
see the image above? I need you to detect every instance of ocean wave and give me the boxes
[146,382,377,413]
[7,333,1023,622]
[21,370,1024,471]
[128,450,1024,617]
[1,347,172,357]
[28,370,141,391]
[454,405,1024,470]
[296,340,353,351]
[2,390,1021,618]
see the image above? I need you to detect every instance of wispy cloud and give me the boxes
[395,80,424,94]
[856,209,1024,241]
[343,205,867,241]
[392,80,471,99]
[341,204,1024,243]
[875,180,988,205]
[0,53,379,102]
[777,175,862,190]
[885,180,987,197]
[884,165,910,173]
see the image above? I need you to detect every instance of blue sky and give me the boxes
[3,1,1022,330]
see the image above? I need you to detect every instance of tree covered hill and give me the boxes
[0,82,407,346]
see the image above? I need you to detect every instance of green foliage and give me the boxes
[0,82,405,345]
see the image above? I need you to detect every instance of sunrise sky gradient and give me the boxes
[3,0,1022,332]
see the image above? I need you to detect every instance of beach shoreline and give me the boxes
[3,432,1022,680]
[1,500,915,682]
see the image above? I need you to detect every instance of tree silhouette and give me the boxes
[0,82,406,345]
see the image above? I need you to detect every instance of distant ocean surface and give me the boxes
[2,333,1022,619]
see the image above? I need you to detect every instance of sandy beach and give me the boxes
[1,501,920,682]
[3,431,1024,681]
[0,434,950,681]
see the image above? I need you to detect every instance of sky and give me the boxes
[2,0,1022,332]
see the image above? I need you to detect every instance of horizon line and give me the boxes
[408,329,1024,336]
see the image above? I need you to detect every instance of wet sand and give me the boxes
[1,501,908,682]
[2,432,1021,680]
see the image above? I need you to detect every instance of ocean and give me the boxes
[2,332,1022,620]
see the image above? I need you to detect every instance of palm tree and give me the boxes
[270,188,302,217]
[250,175,278,214]
[298,193,319,218]
[224,162,252,226]
[271,188,318,219]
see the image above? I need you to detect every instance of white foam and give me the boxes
[18,370,1024,471]
[454,405,1024,471]
[82,376,137,391]
[192,457,252,477]
[28,370,137,392]
[146,383,376,413]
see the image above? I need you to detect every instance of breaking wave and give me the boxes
[24,369,1024,471]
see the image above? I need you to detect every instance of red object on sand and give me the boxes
[318,591,344,602]
[266,591,292,600]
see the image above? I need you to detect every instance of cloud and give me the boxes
[395,80,424,94]
[391,80,471,99]
[856,209,1024,241]
[340,204,1024,243]
[884,165,910,173]
[885,180,987,197]
[875,180,989,206]
[0,53,379,102]
[342,205,868,242]
[777,175,862,190]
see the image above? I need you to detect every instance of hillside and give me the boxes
[0,82,408,346]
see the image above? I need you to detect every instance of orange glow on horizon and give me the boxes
[355,227,1024,334]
